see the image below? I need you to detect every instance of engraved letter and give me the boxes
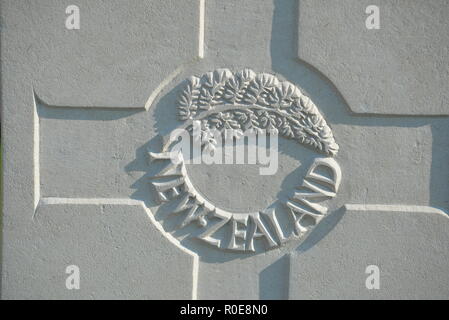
[151,177,185,203]
[262,208,292,245]
[306,157,342,193]
[197,210,231,248]
[248,213,278,251]
[228,215,249,251]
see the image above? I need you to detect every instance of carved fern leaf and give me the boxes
[177,69,339,156]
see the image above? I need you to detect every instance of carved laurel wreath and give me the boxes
[177,68,339,156]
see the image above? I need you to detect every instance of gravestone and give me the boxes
[1,0,449,299]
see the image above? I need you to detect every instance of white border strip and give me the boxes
[344,204,447,217]
[33,91,40,212]
[40,197,142,206]
[198,0,205,59]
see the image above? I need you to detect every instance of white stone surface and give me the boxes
[1,0,449,299]
[290,206,449,299]
[3,204,195,299]
[297,0,449,115]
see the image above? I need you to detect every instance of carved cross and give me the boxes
[31,0,449,299]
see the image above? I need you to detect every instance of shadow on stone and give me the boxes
[259,254,290,300]
[296,206,346,253]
